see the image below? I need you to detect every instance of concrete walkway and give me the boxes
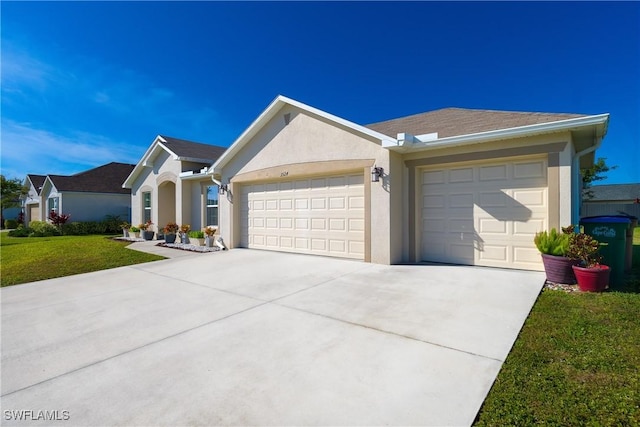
[1,249,544,426]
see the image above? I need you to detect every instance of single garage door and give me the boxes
[421,157,547,270]
[240,173,365,260]
[29,204,39,222]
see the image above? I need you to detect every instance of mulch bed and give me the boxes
[155,242,221,253]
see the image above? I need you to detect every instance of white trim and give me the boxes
[208,95,397,175]
[384,113,610,152]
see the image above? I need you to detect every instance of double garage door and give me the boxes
[240,173,365,260]
[421,157,548,270]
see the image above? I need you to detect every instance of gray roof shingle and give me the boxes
[588,184,640,201]
[48,162,135,194]
[159,135,227,162]
[27,174,47,194]
[366,107,586,139]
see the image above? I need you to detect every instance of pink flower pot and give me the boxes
[572,265,610,292]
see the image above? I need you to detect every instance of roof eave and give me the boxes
[384,113,610,153]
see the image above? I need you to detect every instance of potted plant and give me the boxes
[139,220,154,241]
[534,227,578,284]
[164,222,179,244]
[565,225,610,292]
[120,221,131,238]
[180,224,191,244]
[204,226,217,247]
[188,230,205,246]
[129,225,140,238]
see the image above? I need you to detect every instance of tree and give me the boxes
[581,157,617,200]
[0,175,27,211]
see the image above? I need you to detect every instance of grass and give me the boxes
[0,233,165,287]
[475,227,640,425]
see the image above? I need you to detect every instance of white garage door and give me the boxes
[29,204,39,222]
[421,157,547,270]
[240,173,365,260]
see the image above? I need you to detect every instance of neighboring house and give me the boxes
[582,183,640,218]
[209,95,609,271]
[38,162,135,222]
[22,174,47,223]
[122,135,227,233]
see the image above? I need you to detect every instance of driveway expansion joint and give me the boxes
[273,302,505,363]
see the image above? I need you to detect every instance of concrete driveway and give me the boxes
[1,249,544,426]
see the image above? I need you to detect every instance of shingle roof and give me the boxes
[588,184,640,201]
[27,174,47,194]
[159,135,227,162]
[49,162,135,194]
[365,107,587,139]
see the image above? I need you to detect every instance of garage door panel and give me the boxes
[513,189,545,206]
[242,173,365,260]
[449,167,474,183]
[479,165,508,181]
[514,161,545,179]
[421,158,547,270]
[479,245,508,262]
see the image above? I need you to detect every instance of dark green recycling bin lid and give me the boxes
[579,216,631,290]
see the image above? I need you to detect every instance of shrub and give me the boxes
[28,221,61,237]
[8,225,31,237]
[188,230,204,238]
[534,228,570,256]
[4,219,18,229]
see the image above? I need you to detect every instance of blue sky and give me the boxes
[2,1,639,184]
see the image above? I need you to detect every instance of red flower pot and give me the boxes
[572,265,610,292]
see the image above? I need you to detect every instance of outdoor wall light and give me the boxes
[371,166,383,183]
[218,184,228,195]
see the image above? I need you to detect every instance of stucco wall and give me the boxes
[130,150,213,232]
[219,105,397,264]
[61,192,131,222]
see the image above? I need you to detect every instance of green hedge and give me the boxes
[8,218,123,237]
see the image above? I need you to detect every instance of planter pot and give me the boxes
[142,231,154,241]
[205,236,215,247]
[122,229,129,238]
[165,233,177,244]
[541,254,578,284]
[181,234,190,244]
[192,237,205,247]
[156,233,164,241]
[572,265,610,292]
[132,231,140,239]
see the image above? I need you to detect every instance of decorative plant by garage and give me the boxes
[138,220,154,241]
[163,222,179,244]
[179,224,191,244]
[534,227,578,284]
[188,230,205,246]
[204,225,217,247]
[565,225,610,292]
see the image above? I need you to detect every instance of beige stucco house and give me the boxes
[209,95,609,271]
[123,135,226,233]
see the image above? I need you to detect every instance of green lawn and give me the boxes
[0,233,165,287]
[475,227,640,425]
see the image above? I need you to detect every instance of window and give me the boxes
[48,197,59,213]
[206,185,218,226]
[143,192,151,223]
